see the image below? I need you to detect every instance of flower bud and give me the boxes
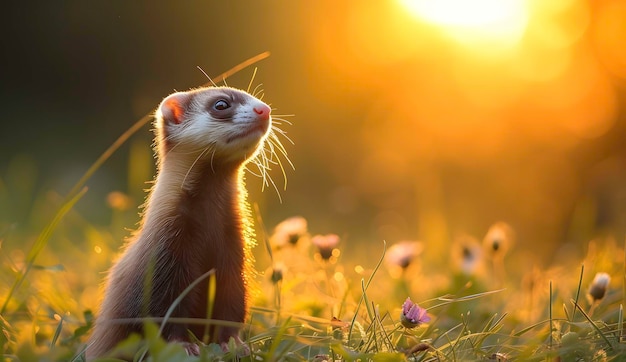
[588,272,610,303]
[400,297,431,328]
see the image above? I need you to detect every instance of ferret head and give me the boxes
[155,86,272,166]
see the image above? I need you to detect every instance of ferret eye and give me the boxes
[213,100,230,110]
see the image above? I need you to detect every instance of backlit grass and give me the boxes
[0,158,625,361]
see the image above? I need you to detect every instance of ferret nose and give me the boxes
[253,104,271,121]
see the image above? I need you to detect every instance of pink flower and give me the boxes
[311,234,340,260]
[386,241,423,269]
[400,297,430,328]
[270,216,308,249]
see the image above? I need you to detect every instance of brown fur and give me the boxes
[87,87,269,358]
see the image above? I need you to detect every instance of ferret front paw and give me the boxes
[182,342,201,356]
[220,336,250,357]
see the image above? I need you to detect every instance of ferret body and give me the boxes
[87,86,272,358]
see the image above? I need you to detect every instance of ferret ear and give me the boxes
[158,92,192,125]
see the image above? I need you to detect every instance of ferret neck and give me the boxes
[141,153,243,233]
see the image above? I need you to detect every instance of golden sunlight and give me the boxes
[400,0,528,49]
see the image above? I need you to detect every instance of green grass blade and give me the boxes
[362,280,375,324]
[50,317,63,350]
[349,240,386,342]
[158,269,216,337]
[374,309,395,351]
[562,302,571,322]
[204,272,217,343]
[265,316,294,361]
[571,298,614,351]
[209,52,270,87]
[549,281,553,352]
[513,318,567,337]
[619,304,624,343]
[571,264,584,321]
[136,269,216,361]
[69,345,88,362]
[428,289,505,310]
[481,312,506,334]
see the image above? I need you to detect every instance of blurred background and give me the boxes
[1,0,625,268]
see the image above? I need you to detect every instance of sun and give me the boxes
[400,0,529,49]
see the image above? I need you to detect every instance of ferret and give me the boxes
[87,86,274,358]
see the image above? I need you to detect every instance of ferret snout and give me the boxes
[253,104,271,121]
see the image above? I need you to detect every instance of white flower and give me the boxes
[483,222,514,259]
[452,235,483,275]
[588,272,611,302]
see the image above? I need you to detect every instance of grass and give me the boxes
[2,158,626,362]
[1,57,626,361]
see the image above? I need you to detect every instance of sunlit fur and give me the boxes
[87,83,291,358]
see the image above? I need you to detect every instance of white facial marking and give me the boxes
[156,86,272,165]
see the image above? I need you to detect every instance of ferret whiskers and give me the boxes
[181,147,212,189]
[211,71,293,201]
[210,148,217,174]
[266,136,289,190]
[247,67,258,94]
[197,66,218,88]
[245,117,293,203]
[253,147,283,203]
[272,115,294,126]
[252,83,264,99]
